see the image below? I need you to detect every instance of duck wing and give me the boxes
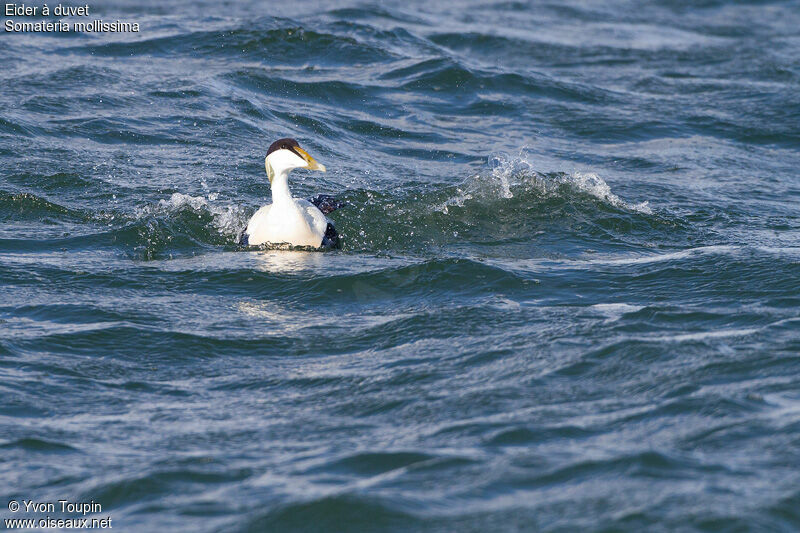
[309,194,346,215]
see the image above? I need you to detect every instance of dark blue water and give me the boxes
[2,0,799,531]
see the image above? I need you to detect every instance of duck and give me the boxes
[240,138,344,249]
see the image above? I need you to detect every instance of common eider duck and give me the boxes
[240,138,344,249]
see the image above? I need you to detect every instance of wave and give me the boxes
[64,24,396,66]
[332,154,660,254]
[138,192,246,240]
[105,154,660,259]
[0,189,90,222]
[584,244,800,267]
[439,153,652,214]
[0,437,78,453]
[0,153,663,261]
[116,192,247,259]
[240,495,417,533]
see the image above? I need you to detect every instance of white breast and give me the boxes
[245,199,327,247]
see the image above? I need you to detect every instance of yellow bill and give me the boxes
[295,147,326,172]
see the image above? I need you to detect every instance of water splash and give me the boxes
[439,154,652,214]
[566,172,652,214]
[136,192,249,240]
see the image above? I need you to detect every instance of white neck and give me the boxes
[267,150,306,206]
[270,167,291,203]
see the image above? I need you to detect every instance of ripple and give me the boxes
[0,438,79,453]
[241,495,417,533]
[0,190,90,222]
[66,25,395,65]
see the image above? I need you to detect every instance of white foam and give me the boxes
[159,192,208,211]
[137,192,248,239]
[438,153,652,214]
[209,201,248,238]
[585,245,800,267]
[585,245,740,266]
[646,328,759,343]
[565,172,652,214]
[591,303,644,320]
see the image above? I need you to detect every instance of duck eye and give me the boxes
[281,144,287,149]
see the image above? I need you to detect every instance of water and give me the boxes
[1,0,799,531]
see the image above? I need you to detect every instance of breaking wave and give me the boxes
[438,153,652,215]
[119,154,660,258]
